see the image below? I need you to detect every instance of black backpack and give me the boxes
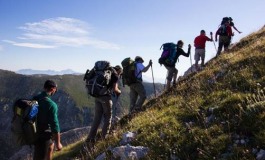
[84,61,113,97]
[217,17,231,36]
[11,99,39,146]
[217,25,229,36]
[221,17,230,25]
[158,42,177,66]
[121,57,138,86]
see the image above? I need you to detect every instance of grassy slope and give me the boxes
[55,26,265,160]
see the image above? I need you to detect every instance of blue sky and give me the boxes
[0,0,264,83]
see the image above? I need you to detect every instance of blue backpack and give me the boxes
[158,42,177,66]
[11,99,39,146]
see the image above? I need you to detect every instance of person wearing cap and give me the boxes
[129,56,152,113]
[33,80,63,160]
[194,30,213,71]
[164,40,191,91]
[86,64,122,146]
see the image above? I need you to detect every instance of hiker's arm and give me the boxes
[179,45,191,57]
[49,104,63,150]
[53,133,63,151]
[112,82,121,96]
[233,26,242,34]
[186,44,191,57]
[142,60,152,72]
[209,32,213,41]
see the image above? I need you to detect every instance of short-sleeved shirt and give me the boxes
[135,62,145,81]
[194,35,211,49]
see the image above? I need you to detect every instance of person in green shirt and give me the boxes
[33,80,63,160]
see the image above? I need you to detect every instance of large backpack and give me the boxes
[121,57,138,86]
[217,17,230,36]
[11,99,39,146]
[84,61,113,97]
[221,17,230,25]
[158,42,177,66]
[217,25,228,36]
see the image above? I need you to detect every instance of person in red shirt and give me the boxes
[194,30,213,71]
[215,20,233,56]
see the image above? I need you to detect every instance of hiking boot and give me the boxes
[172,81,177,86]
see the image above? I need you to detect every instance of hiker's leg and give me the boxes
[45,141,55,160]
[34,140,46,160]
[165,66,175,87]
[166,80,171,90]
[101,96,112,138]
[88,98,103,141]
[172,68,178,85]
[194,49,200,70]
[34,133,53,160]
[134,83,146,110]
[165,66,172,90]
[217,36,226,55]
[217,42,223,55]
[223,36,230,52]
[129,84,138,112]
[201,49,206,67]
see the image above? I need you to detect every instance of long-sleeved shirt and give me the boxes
[169,47,190,67]
[33,91,60,133]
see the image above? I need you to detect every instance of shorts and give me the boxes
[194,48,205,61]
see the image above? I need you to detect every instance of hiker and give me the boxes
[164,40,191,90]
[33,80,63,160]
[194,30,213,71]
[129,56,152,113]
[86,64,122,146]
[111,65,123,129]
[215,20,233,56]
[229,17,242,34]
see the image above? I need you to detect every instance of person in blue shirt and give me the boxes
[129,56,152,113]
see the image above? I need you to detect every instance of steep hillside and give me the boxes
[0,70,163,160]
[58,26,265,159]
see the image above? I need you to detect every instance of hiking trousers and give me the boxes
[165,65,178,82]
[88,95,112,141]
[129,82,146,112]
[217,36,230,55]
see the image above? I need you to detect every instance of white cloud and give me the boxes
[3,40,55,49]
[0,45,3,51]
[4,17,120,49]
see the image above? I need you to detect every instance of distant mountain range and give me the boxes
[16,69,82,75]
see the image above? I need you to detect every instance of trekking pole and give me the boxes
[211,32,217,52]
[150,64,157,97]
[189,48,193,72]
